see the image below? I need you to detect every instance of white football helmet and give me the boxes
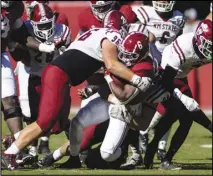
[152,1,176,13]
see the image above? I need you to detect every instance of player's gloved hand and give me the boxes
[173,88,200,112]
[38,42,55,53]
[77,88,93,100]
[130,74,152,92]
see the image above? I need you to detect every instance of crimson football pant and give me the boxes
[80,120,109,152]
[35,65,71,134]
[36,50,102,133]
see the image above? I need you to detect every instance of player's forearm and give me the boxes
[105,75,138,103]
[105,59,135,82]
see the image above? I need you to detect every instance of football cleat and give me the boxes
[58,155,81,169]
[120,154,143,170]
[1,153,17,170]
[16,151,38,167]
[159,160,182,170]
[37,153,55,167]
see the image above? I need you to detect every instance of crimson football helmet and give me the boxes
[24,1,49,19]
[104,10,129,37]
[30,3,55,41]
[90,1,116,21]
[1,1,14,8]
[152,1,176,13]
[194,19,212,61]
[118,32,149,67]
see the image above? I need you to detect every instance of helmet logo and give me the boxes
[197,23,208,35]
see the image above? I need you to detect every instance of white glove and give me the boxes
[173,88,200,112]
[130,74,152,92]
[39,42,55,53]
[109,104,132,124]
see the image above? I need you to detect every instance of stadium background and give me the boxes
[10,1,212,112]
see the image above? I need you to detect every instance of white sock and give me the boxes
[28,146,37,156]
[5,143,20,155]
[40,136,49,141]
[14,131,21,140]
[147,111,163,131]
[53,148,63,161]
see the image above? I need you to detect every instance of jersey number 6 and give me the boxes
[159,31,170,44]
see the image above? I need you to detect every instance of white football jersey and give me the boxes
[161,32,211,78]
[25,21,71,76]
[67,28,123,62]
[132,5,185,53]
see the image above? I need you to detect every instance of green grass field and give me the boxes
[1,114,212,175]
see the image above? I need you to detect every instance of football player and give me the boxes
[24,1,69,25]
[2,3,71,169]
[15,0,70,156]
[119,0,186,167]
[144,19,212,170]
[1,1,55,154]
[2,10,153,170]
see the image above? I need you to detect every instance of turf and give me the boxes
[1,114,212,175]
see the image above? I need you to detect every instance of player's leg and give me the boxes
[38,121,109,168]
[59,120,110,169]
[69,96,110,157]
[120,130,143,170]
[144,99,177,169]
[157,127,172,160]
[1,53,23,136]
[178,78,212,132]
[100,116,129,162]
[159,88,195,170]
[2,50,102,170]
